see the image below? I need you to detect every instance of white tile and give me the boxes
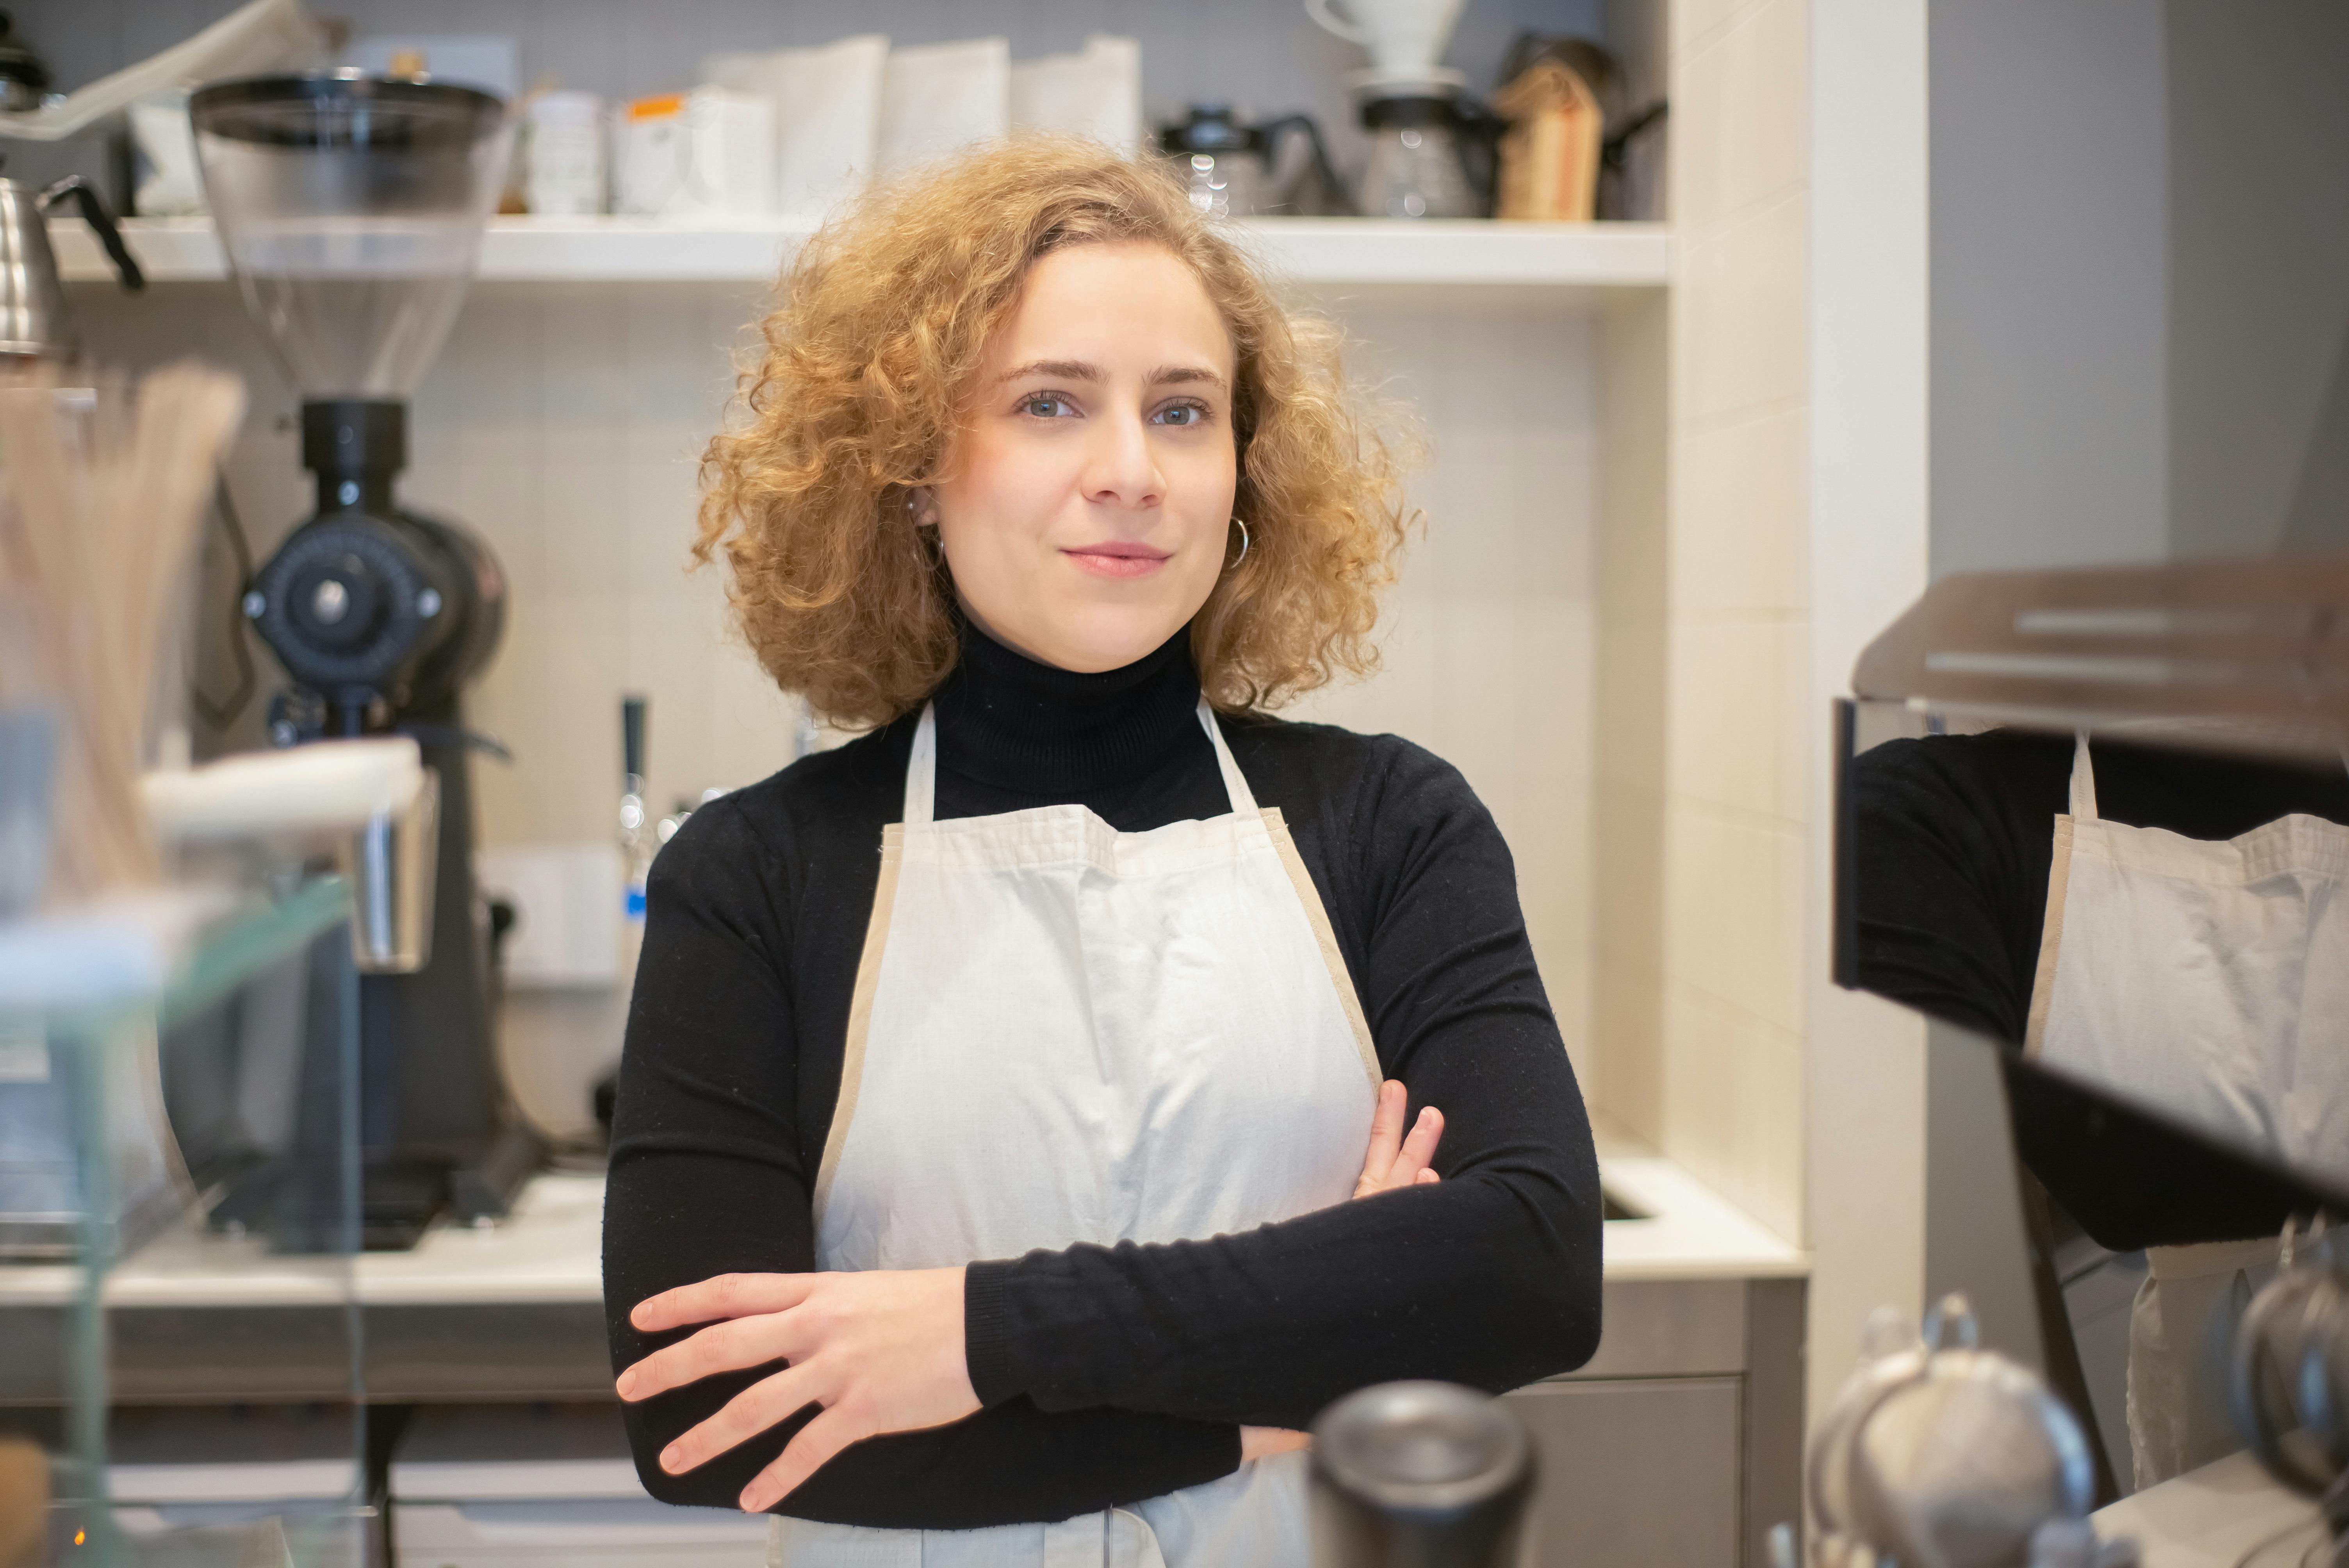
[1661,800,1731,990]
[1677,189,1812,424]
[1774,618,1813,822]
[1720,0,1813,221]
[1672,406,1809,615]
[1672,24,1729,232]
[1594,948,1666,1140]
[1674,0,1757,59]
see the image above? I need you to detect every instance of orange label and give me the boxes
[626,93,686,121]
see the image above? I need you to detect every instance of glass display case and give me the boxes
[0,875,369,1566]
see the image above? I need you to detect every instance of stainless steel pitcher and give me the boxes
[0,169,145,360]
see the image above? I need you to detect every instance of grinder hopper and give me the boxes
[189,71,511,399]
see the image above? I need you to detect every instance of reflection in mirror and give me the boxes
[1835,560,2349,1516]
[1848,717,2349,1193]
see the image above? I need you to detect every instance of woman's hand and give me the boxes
[1240,1425,1314,1461]
[617,1267,981,1513]
[1353,1078,1444,1199]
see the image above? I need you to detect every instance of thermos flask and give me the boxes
[1311,1381,1535,1567]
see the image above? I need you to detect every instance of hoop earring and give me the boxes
[1227,516,1251,570]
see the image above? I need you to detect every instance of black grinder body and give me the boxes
[246,399,536,1247]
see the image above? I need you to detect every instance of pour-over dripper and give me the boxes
[1306,0,1471,91]
[189,73,512,400]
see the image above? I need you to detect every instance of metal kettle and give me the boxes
[1158,104,1351,218]
[0,169,144,360]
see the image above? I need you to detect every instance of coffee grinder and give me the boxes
[189,73,535,1246]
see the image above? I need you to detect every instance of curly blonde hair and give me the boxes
[695,136,1416,727]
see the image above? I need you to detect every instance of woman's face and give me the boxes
[930,241,1239,673]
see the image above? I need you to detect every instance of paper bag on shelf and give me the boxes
[1010,36,1142,153]
[1494,58,1604,223]
[877,39,1009,178]
[706,34,888,225]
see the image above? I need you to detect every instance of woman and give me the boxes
[602,139,1602,1564]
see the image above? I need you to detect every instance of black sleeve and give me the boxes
[960,740,1603,1427]
[602,797,1242,1528]
[1849,732,2070,1044]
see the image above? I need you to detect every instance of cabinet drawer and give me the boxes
[1506,1377,1743,1568]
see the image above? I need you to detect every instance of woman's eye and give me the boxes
[1154,403,1207,427]
[1021,396,1073,418]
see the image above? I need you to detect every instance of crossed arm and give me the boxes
[616,1081,1445,1513]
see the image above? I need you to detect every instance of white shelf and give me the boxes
[59,214,1670,290]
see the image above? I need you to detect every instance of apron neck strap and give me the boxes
[902,698,1260,825]
[2069,731,2101,821]
[905,704,939,825]
[1199,698,1259,815]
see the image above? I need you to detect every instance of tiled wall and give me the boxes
[1592,0,1811,1241]
[1289,294,1602,1092]
[82,278,1605,1130]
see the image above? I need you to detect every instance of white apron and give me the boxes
[2025,734,2349,1488]
[770,700,1381,1568]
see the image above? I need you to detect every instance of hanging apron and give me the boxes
[2025,734,2349,1488]
[770,700,1381,1568]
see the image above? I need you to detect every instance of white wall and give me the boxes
[1807,0,1931,1425]
[1606,0,1814,1245]
[1927,0,2171,577]
[1287,295,1606,1089]
[2165,0,2349,559]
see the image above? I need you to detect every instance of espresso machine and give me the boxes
[189,73,534,1246]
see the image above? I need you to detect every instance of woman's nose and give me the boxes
[1081,409,1163,509]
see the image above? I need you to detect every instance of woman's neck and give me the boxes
[932,617,1203,800]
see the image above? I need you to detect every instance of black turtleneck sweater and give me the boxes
[602,624,1602,1528]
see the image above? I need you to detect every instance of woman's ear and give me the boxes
[906,485,941,529]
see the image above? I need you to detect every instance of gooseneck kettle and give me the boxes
[0,166,145,360]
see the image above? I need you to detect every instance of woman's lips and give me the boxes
[1063,543,1171,580]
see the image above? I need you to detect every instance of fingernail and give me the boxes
[741,1491,766,1513]
[615,1373,635,1399]
[661,1446,684,1473]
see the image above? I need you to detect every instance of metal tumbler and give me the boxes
[343,766,438,973]
[1311,1380,1535,1568]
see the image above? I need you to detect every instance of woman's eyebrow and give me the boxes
[999,358,1101,383]
[1150,365,1228,389]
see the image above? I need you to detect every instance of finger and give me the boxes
[741,1402,868,1512]
[1355,1080,1407,1190]
[632,1272,818,1333]
[1378,1106,1444,1191]
[618,1310,806,1402]
[661,1362,829,1476]
[1414,1167,1441,1185]
[1396,1105,1444,1175]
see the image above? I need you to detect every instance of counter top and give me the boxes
[1595,1128,1809,1283]
[2092,1450,2324,1566]
[0,1138,1803,1310]
[0,1171,608,1308]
